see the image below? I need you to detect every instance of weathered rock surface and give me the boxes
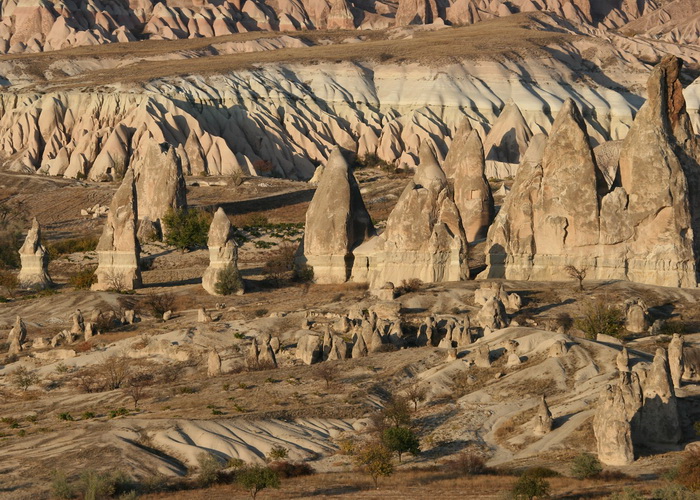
[207,350,222,377]
[202,208,241,296]
[299,147,374,283]
[533,395,553,435]
[352,142,469,287]
[442,120,494,241]
[133,142,187,231]
[668,334,685,388]
[635,348,681,445]
[92,170,142,291]
[594,371,643,466]
[483,56,700,288]
[17,217,52,289]
[296,333,322,365]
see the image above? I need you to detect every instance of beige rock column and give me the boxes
[17,217,52,290]
[92,170,142,291]
[201,208,241,296]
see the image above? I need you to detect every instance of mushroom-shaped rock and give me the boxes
[202,208,242,296]
[17,217,52,290]
[299,147,374,284]
[92,170,142,291]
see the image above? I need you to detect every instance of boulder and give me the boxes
[475,296,508,330]
[92,170,142,291]
[298,146,374,284]
[202,208,242,296]
[533,395,553,435]
[617,347,630,372]
[352,332,368,358]
[296,333,323,365]
[7,316,26,350]
[207,350,222,377]
[624,299,650,333]
[17,217,52,289]
[475,344,491,368]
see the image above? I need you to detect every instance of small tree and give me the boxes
[236,465,280,499]
[354,441,394,488]
[565,265,587,292]
[101,355,131,390]
[197,452,224,487]
[215,264,243,295]
[404,385,427,412]
[382,426,420,463]
[382,395,412,428]
[314,362,338,388]
[143,292,175,319]
[124,372,153,409]
[162,208,210,251]
[12,366,39,391]
[570,452,602,479]
[512,470,551,500]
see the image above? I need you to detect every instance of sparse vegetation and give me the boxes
[570,452,602,479]
[236,464,280,499]
[381,426,420,462]
[143,292,175,319]
[197,452,225,487]
[674,450,700,492]
[353,441,394,488]
[576,300,625,340]
[69,267,97,290]
[446,451,488,476]
[511,468,551,499]
[404,385,428,411]
[11,366,39,391]
[267,445,289,461]
[314,362,338,388]
[565,265,587,291]
[46,236,99,259]
[162,208,211,250]
[215,263,244,295]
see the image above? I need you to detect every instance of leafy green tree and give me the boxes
[570,452,602,479]
[382,396,412,428]
[382,426,420,463]
[162,208,210,250]
[512,469,551,500]
[236,465,280,499]
[354,441,394,488]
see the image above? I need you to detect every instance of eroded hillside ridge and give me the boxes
[0,0,661,54]
[2,58,700,182]
[483,55,700,288]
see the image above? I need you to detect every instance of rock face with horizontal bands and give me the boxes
[92,170,142,291]
[483,56,700,288]
[202,208,241,296]
[351,142,469,287]
[443,119,494,242]
[299,147,374,284]
[17,217,52,290]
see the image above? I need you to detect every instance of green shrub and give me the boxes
[69,267,96,290]
[267,445,289,461]
[511,470,551,499]
[576,300,625,340]
[570,452,602,479]
[653,483,698,500]
[262,241,297,286]
[268,461,314,478]
[0,229,22,269]
[353,441,394,488]
[58,413,73,421]
[46,236,99,259]
[81,411,95,420]
[215,264,243,295]
[0,269,18,296]
[236,465,280,499]
[51,470,74,499]
[381,426,420,462]
[293,264,314,284]
[197,452,224,487]
[162,208,210,250]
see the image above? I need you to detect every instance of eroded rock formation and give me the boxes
[483,56,700,288]
[202,208,241,296]
[299,147,374,283]
[92,170,142,291]
[17,217,52,290]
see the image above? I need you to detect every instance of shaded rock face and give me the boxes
[483,101,533,165]
[351,142,469,287]
[668,334,685,388]
[299,147,374,284]
[133,142,186,232]
[17,217,52,289]
[483,56,700,288]
[92,170,142,291]
[7,315,27,351]
[202,208,241,296]
[594,371,643,466]
[443,120,494,242]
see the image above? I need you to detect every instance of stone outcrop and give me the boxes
[296,333,323,365]
[17,217,52,290]
[668,334,685,388]
[483,56,700,288]
[442,119,494,241]
[207,350,222,377]
[133,142,187,233]
[594,371,643,466]
[92,170,142,291]
[635,348,681,445]
[533,395,553,435]
[7,316,27,353]
[475,296,508,330]
[483,101,533,164]
[624,299,650,333]
[299,147,374,283]
[202,208,242,296]
[352,142,469,287]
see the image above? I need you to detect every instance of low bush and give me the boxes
[576,300,625,340]
[446,451,487,476]
[570,452,602,479]
[143,292,175,319]
[215,264,244,295]
[69,267,96,290]
[197,452,225,487]
[46,236,99,259]
[512,469,551,499]
[162,208,210,250]
[236,465,280,499]
[397,278,423,295]
[268,460,315,478]
[267,445,289,461]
